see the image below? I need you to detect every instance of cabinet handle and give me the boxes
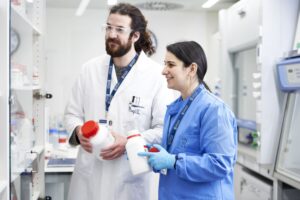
[237,8,246,18]
[33,92,53,100]
[240,178,247,192]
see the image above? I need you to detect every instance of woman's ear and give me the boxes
[189,62,198,77]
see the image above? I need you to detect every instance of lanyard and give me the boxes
[105,53,139,113]
[167,84,203,150]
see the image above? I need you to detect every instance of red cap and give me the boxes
[81,120,99,138]
[149,147,159,152]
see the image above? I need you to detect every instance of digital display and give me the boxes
[286,63,300,84]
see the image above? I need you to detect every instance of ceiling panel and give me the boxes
[46,0,237,11]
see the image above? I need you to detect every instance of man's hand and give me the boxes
[76,126,92,153]
[100,131,127,160]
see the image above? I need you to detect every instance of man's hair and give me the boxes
[109,3,155,56]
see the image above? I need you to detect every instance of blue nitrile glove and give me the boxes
[138,144,176,171]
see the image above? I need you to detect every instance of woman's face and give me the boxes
[162,51,190,92]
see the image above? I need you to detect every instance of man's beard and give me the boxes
[105,37,132,57]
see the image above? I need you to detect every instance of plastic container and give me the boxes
[49,117,59,148]
[81,120,114,160]
[125,130,150,175]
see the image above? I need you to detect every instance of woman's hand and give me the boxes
[138,144,176,170]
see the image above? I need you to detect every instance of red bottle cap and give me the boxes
[81,120,99,138]
[149,147,159,152]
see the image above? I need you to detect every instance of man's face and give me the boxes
[105,13,133,57]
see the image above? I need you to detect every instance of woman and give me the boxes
[139,41,237,199]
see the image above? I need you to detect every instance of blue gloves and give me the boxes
[138,144,176,171]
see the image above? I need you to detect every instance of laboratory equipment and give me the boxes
[49,116,59,148]
[219,0,299,167]
[274,57,300,190]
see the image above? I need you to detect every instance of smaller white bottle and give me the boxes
[126,130,150,175]
[81,120,114,160]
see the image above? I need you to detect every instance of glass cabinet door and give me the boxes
[276,92,300,183]
[10,0,45,199]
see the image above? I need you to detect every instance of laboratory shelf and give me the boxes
[31,145,44,155]
[274,172,300,190]
[11,85,41,91]
[11,5,42,35]
[0,181,6,194]
[11,145,44,183]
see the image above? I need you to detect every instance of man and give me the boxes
[64,3,172,200]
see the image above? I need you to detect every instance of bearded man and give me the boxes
[64,3,173,200]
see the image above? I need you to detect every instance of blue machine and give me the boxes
[277,57,300,91]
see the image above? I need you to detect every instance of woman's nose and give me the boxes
[162,66,168,75]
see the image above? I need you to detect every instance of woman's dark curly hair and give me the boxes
[109,3,155,56]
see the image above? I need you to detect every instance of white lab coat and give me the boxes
[64,52,173,200]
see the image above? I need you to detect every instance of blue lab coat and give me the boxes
[159,84,237,200]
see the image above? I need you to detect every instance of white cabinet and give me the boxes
[235,164,273,200]
[226,0,261,52]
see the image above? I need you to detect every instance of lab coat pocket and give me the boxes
[124,96,152,131]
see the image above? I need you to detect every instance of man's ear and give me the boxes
[131,31,140,43]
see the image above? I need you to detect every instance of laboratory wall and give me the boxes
[45,8,218,118]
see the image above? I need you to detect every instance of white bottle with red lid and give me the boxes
[81,119,114,160]
[125,130,150,175]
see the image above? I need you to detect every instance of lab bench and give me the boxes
[44,145,78,200]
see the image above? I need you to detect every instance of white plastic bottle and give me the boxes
[125,130,150,175]
[81,120,114,160]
